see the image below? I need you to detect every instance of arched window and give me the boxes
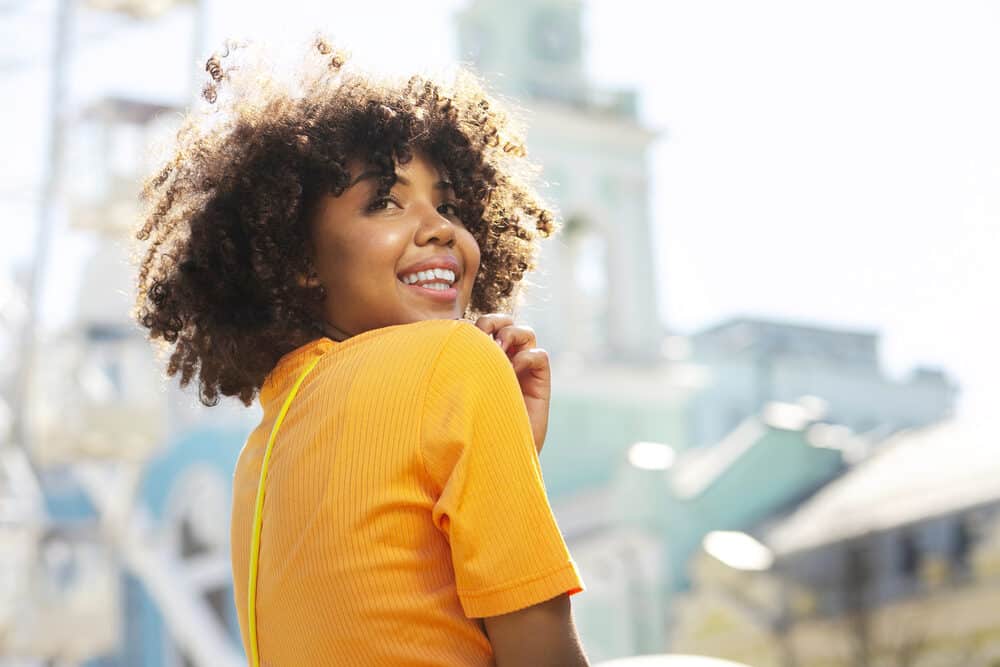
[564,213,609,354]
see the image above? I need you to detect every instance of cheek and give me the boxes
[462,233,482,280]
[369,229,410,257]
[317,228,405,280]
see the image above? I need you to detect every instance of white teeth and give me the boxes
[401,268,456,285]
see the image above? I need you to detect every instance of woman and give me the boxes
[133,35,589,666]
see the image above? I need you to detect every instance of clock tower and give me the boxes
[457,0,587,103]
[456,0,666,366]
[456,3,677,658]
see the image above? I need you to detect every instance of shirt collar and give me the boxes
[259,337,337,407]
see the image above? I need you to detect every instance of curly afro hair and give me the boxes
[133,35,561,408]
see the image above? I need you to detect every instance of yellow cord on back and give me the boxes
[247,355,322,667]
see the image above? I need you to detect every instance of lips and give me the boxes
[400,280,459,302]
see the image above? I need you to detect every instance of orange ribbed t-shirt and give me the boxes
[230,318,585,666]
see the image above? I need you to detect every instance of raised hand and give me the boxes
[474,313,550,455]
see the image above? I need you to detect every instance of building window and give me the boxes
[842,542,870,613]
[574,231,608,300]
[951,517,973,570]
[897,529,920,578]
[564,214,609,354]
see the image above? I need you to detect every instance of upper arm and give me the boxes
[481,593,590,667]
[422,322,586,618]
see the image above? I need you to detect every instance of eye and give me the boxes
[366,196,401,213]
[438,202,461,218]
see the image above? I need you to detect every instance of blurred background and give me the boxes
[0,0,997,665]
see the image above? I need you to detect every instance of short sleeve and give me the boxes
[420,321,585,618]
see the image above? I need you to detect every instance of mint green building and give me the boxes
[455,1,961,662]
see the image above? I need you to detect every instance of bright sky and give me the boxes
[1,0,996,421]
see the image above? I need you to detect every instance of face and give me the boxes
[306,152,481,339]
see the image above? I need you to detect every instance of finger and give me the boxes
[474,313,514,338]
[511,347,549,376]
[495,324,536,354]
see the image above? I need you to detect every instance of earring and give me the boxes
[297,270,321,288]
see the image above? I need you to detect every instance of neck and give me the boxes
[322,321,353,342]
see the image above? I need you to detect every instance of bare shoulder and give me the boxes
[481,593,590,667]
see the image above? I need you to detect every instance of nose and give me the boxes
[415,203,457,246]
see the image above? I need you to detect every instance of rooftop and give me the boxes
[766,414,998,555]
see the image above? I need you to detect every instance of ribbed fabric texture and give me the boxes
[230,318,584,666]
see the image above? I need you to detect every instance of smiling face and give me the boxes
[306,152,482,339]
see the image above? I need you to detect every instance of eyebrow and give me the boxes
[348,171,454,192]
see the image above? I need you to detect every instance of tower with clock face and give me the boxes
[456,0,666,366]
[458,4,675,660]
[458,0,586,102]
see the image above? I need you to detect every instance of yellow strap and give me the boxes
[247,355,322,667]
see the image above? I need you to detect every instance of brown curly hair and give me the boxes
[132,35,561,408]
